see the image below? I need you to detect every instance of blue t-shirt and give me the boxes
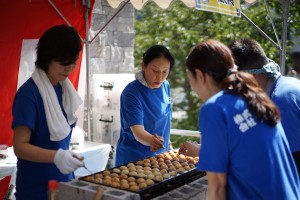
[115,80,172,166]
[11,78,74,200]
[271,76,300,152]
[197,91,300,200]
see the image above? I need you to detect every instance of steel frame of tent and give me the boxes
[50,0,292,140]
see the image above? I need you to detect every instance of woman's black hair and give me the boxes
[186,39,280,126]
[143,45,175,72]
[35,24,82,72]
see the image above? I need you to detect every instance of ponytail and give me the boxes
[223,71,280,126]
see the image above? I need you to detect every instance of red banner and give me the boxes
[0,0,94,147]
[0,1,95,196]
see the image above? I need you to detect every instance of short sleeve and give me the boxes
[197,103,229,173]
[121,87,144,128]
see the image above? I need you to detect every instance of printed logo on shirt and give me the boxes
[233,108,257,132]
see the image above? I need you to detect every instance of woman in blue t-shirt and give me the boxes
[12,25,85,200]
[115,45,175,166]
[181,39,300,200]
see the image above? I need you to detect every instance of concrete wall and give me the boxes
[89,0,135,74]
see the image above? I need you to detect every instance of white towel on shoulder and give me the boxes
[32,68,83,141]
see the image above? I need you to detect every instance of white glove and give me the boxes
[54,149,84,174]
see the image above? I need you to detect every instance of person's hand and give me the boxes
[150,134,164,152]
[178,141,200,157]
[54,149,84,174]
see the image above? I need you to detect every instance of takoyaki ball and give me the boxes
[154,176,163,182]
[128,166,136,172]
[144,170,152,176]
[111,177,120,182]
[150,160,158,166]
[156,154,164,159]
[172,156,179,161]
[95,173,103,179]
[178,154,187,162]
[94,178,103,184]
[120,166,128,171]
[174,163,182,169]
[136,161,143,166]
[169,151,177,158]
[143,162,151,167]
[127,163,135,168]
[145,179,155,186]
[184,165,191,171]
[152,164,159,168]
[152,168,160,172]
[177,167,185,174]
[143,166,151,171]
[165,160,172,165]
[189,164,195,169]
[110,173,119,178]
[139,182,147,189]
[120,183,130,190]
[136,178,145,184]
[84,176,94,182]
[160,169,168,175]
[194,157,199,164]
[162,173,171,179]
[129,171,138,176]
[153,171,162,177]
[129,181,137,186]
[121,169,129,175]
[149,156,156,161]
[160,165,168,170]
[136,165,143,170]
[158,162,166,167]
[112,168,121,173]
[181,162,188,167]
[129,185,139,192]
[120,179,128,185]
[103,175,111,180]
[168,166,176,171]
[164,154,172,160]
[136,169,144,174]
[119,173,128,180]
[103,179,112,186]
[137,173,147,178]
[111,181,120,188]
[102,170,110,176]
[147,174,155,179]
[186,156,194,163]
[127,177,136,182]
[169,171,177,176]
[162,152,169,157]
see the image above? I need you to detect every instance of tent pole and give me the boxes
[83,0,92,141]
[241,12,280,50]
[280,0,290,75]
[89,0,130,44]
[263,0,281,50]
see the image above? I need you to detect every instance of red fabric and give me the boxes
[0,177,10,199]
[0,0,94,197]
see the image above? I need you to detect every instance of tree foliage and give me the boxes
[133,0,300,147]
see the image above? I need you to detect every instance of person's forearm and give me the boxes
[208,187,226,200]
[131,125,153,146]
[14,143,56,163]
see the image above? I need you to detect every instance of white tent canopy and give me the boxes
[106,0,195,10]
